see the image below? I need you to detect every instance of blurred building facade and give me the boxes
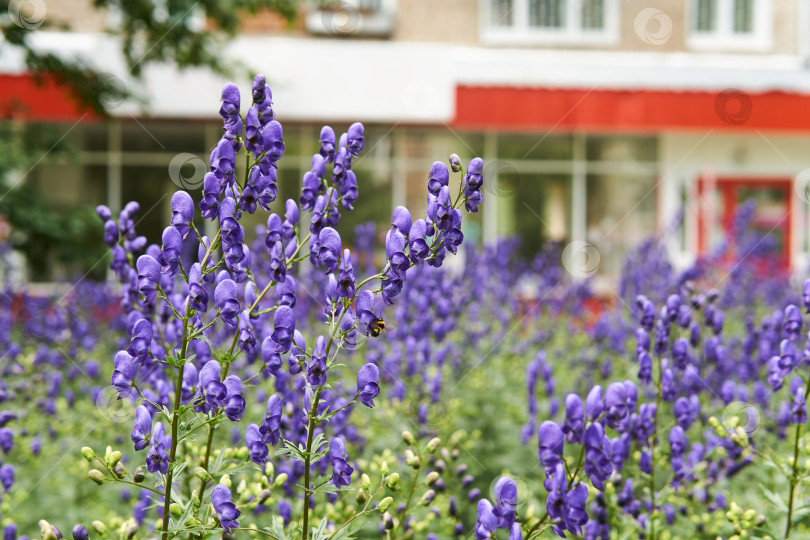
[4,0,810,280]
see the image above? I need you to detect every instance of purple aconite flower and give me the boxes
[170,190,194,238]
[785,304,803,340]
[188,263,208,312]
[272,306,296,354]
[260,394,282,445]
[583,423,612,490]
[245,424,268,465]
[307,336,328,386]
[211,484,240,533]
[329,437,353,487]
[792,387,807,424]
[604,382,629,429]
[409,219,430,266]
[159,226,182,276]
[356,363,380,407]
[200,173,221,219]
[562,394,585,443]
[0,464,13,492]
[0,429,12,455]
[111,350,138,398]
[199,360,227,409]
[337,250,355,299]
[428,161,449,196]
[585,385,603,421]
[146,422,169,474]
[127,319,153,363]
[131,405,152,451]
[347,122,364,156]
[318,227,342,274]
[474,499,497,540]
[135,255,161,304]
[319,126,336,163]
[493,476,518,529]
[223,375,246,421]
[214,279,240,327]
[537,421,564,467]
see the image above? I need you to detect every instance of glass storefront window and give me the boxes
[497,133,573,161]
[586,173,656,275]
[507,172,571,258]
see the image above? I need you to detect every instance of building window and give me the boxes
[481,0,619,45]
[529,0,565,28]
[491,0,514,26]
[688,0,770,51]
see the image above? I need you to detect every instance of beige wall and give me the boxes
[41,0,107,32]
[393,0,479,44]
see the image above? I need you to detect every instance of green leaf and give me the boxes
[759,487,788,512]
[265,515,288,540]
[310,518,330,540]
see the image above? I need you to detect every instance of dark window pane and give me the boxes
[733,0,753,33]
[530,0,566,28]
[497,133,573,160]
[581,0,604,30]
[491,0,514,26]
[586,173,657,275]
[121,121,208,153]
[695,0,717,32]
[586,136,657,162]
[510,173,571,259]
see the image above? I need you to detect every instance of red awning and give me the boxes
[0,74,96,122]
[453,85,810,132]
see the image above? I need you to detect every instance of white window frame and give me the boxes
[687,0,772,52]
[480,0,620,46]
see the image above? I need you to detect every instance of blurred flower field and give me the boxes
[1,76,809,540]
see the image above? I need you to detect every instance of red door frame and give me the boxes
[697,176,792,267]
